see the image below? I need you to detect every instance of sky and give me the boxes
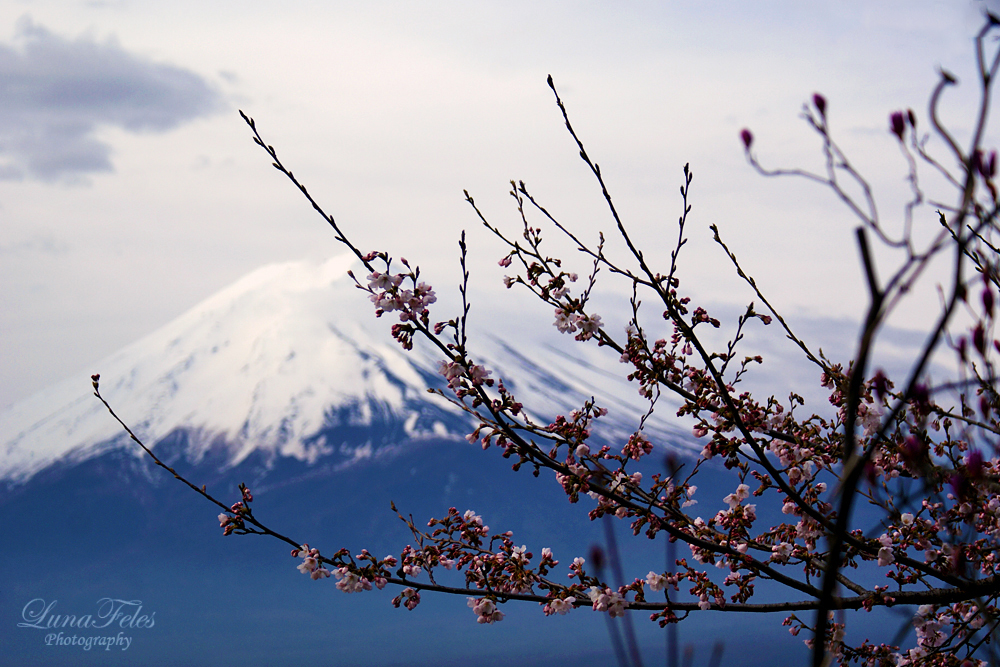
[2,0,999,410]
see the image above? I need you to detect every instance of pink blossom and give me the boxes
[468,597,505,623]
[553,308,577,334]
[438,360,466,389]
[400,587,420,610]
[771,542,793,563]
[588,587,628,617]
[576,314,603,341]
[367,271,402,291]
[409,283,437,310]
[468,364,492,385]
[646,571,668,592]
[723,484,751,509]
[298,557,320,575]
[544,597,574,615]
[334,567,372,592]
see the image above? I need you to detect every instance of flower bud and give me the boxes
[890,112,905,140]
[740,129,753,150]
[812,93,826,118]
[973,322,986,356]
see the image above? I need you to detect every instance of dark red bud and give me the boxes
[813,93,827,118]
[890,112,905,140]
[974,323,986,356]
[957,337,968,363]
[741,129,753,150]
[983,287,994,318]
[989,150,997,178]
[906,109,916,128]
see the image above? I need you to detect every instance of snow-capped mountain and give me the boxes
[0,254,688,486]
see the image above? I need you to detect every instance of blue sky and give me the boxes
[1,0,998,409]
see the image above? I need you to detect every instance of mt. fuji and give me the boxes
[0,253,687,488]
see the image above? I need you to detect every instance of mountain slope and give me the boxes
[0,254,689,486]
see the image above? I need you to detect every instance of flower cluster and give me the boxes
[393,587,420,611]
[292,544,331,580]
[468,597,505,624]
[554,308,603,341]
[365,271,437,321]
[587,586,628,618]
[217,483,254,536]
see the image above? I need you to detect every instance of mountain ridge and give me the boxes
[0,254,689,487]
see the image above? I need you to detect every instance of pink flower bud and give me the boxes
[740,129,753,150]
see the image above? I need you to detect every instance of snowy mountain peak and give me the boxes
[0,255,455,483]
[0,255,688,485]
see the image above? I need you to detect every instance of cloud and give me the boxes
[0,17,225,184]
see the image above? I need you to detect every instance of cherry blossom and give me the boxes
[468,597,505,623]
